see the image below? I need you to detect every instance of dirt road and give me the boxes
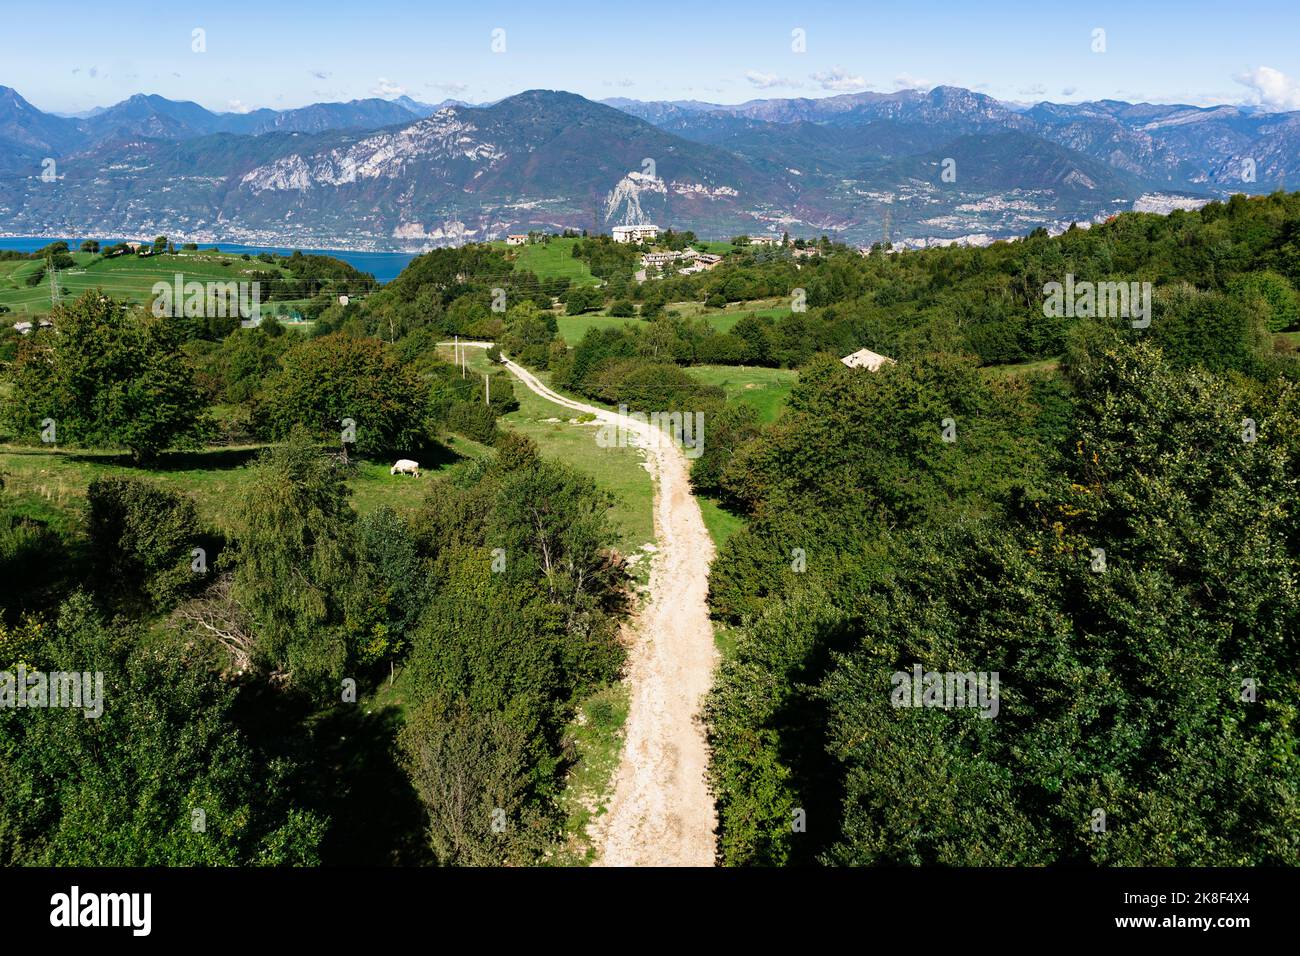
[495,355,719,867]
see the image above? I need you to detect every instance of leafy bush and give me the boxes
[87,477,207,612]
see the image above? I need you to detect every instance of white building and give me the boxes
[613,224,659,244]
[505,234,529,246]
[12,319,53,335]
[641,250,684,268]
[841,347,895,372]
[749,235,781,246]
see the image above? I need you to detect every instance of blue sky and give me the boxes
[8,0,1300,114]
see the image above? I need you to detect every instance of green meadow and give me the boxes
[489,237,601,287]
[685,364,797,424]
[0,440,469,542]
[554,296,792,345]
[441,344,656,560]
[0,249,294,317]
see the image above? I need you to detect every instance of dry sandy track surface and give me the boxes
[496,356,719,867]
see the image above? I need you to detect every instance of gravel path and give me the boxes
[496,356,719,867]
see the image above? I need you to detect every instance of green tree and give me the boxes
[4,292,211,461]
[256,333,427,458]
[229,429,362,686]
[0,593,325,865]
[87,477,207,612]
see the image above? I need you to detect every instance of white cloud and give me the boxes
[1235,66,1300,111]
[309,70,332,80]
[810,66,867,92]
[371,77,406,99]
[1017,84,1046,97]
[427,81,469,95]
[602,78,635,88]
[1061,86,1078,97]
[746,70,800,90]
[226,99,253,114]
[893,72,930,91]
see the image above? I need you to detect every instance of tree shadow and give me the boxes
[231,680,431,866]
[308,702,433,866]
[146,447,267,472]
[59,447,265,472]
[366,437,465,472]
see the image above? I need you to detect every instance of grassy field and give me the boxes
[985,357,1063,377]
[1,339,655,567]
[686,364,797,423]
[697,495,746,550]
[555,313,640,344]
[554,297,793,345]
[0,440,470,539]
[459,346,761,554]
[442,344,656,561]
[489,237,600,288]
[0,249,294,317]
[667,295,791,321]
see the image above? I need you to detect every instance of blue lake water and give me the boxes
[0,237,417,284]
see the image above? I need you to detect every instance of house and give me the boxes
[792,246,821,258]
[12,319,53,335]
[749,235,781,246]
[124,241,144,252]
[641,251,682,268]
[506,234,529,246]
[678,252,722,274]
[841,347,895,372]
[612,224,659,243]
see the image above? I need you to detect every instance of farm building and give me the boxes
[505,234,529,245]
[841,347,895,371]
[12,319,53,335]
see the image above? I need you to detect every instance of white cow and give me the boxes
[390,459,421,477]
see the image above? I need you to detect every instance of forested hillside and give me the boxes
[700,195,1300,866]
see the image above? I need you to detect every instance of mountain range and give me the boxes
[1,84,1294,250]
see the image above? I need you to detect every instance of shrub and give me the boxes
[87,477,207,611]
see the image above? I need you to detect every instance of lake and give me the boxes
[0,238,417,284]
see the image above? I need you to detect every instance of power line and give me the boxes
[48,252,60,308]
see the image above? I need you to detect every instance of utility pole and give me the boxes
[47,252,60,308]
[484,372,490,406]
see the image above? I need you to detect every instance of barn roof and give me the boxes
[840,347,895,371]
